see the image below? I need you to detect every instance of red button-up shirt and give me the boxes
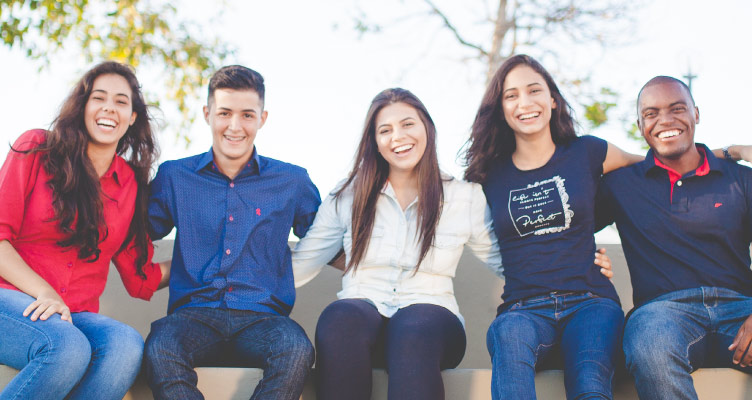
[0,130,161,312]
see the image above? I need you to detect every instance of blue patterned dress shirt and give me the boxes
[148,148,321,315]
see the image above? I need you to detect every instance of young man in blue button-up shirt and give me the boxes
[144,65,321,400]
[596,76,752,400]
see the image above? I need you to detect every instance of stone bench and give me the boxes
[2,242,751,399]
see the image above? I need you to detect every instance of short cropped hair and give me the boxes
[207,65,265,107]
[637,75,695,112]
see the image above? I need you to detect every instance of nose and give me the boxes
[657,110,674,125]
[391,126,407,141]
[228,114,242,131]
[518,92,534,108]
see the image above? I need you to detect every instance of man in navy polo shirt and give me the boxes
[143,65,321,400]
[596,76,752,399]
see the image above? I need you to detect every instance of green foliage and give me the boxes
[583,87,618,129]
[626,121,649,150]
[0,0,233,143]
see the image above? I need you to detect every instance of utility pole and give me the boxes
[683,66,697,93]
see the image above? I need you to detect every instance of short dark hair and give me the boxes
[637,76,695,113]
[208,65,265,107]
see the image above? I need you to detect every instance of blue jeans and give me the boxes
[0,288,144,400]
[624,287,752,400]
[487,291,624,400]
[144,307,314,400]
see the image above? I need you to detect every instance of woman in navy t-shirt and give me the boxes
[462,54,642,400]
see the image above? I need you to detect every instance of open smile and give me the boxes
[518,112,541,121]
[392,144,414,155]
[656,129,682,140]
[96,118,118,131]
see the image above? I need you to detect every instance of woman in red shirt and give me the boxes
[0,61,168,400]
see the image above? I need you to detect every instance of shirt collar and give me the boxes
[641,143,720,178]
[195,147,261,176]
[101,155,128,186]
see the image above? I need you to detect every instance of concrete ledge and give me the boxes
[4,365,752,399]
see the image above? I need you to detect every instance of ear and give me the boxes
[129,111,137,126]
[694,106,700,124]
[551,97,557,109]
[259,110,268,129]
[203,105,210,124]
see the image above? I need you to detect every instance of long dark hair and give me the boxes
[14,61,158,277]
[463,54,577,183]
[335,88,443,273]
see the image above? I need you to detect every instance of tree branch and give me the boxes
[423,0,488,57]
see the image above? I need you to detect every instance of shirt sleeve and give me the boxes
[292,170,322,239]
[111,236,162,300]
[148,163,175,240]
[584,135,609,178]
[0,131,45,242]
[292,193,346,287]
[466,183,504,277]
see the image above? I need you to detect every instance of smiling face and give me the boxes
[204,88,267,168]
[501,65,556,140]
[84,73,137,154]
[638,80,699,161]
[374,102,427,177]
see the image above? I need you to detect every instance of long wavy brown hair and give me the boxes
[13,61,158,277]
[463,54,577,183]
[335,88,444,273]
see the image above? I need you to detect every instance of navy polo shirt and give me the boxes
[596,144,752,308]
[148,148,321,315]
[483,135,619,305]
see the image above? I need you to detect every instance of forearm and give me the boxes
[712,145,752,162]
[158,260,171,289]
[0,240,57,298]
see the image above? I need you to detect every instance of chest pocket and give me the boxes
[360,225,386,264]
[421,232,465,275]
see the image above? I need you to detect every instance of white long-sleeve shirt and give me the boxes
[292,175,503,325]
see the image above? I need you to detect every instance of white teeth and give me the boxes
[519,112,540,120]
[657,130,681,139]
[393,144,414,153]
[97,118,117,128]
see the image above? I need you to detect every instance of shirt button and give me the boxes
[67,262,73,268]
[677,180,683,186]
[225,249,231,255]
[229,215,234,222]
[229,182,235,188]
[60,287,67,293]
[228,286,233,292]
[393,288,396,292]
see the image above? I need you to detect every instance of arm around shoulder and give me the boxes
[292,193,347,287]
[602,141,644,174]
[466,183,503,277]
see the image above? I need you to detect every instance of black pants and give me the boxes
[315,299,466,400]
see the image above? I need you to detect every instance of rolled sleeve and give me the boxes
[0,131,45,242]
[111,237,162,300]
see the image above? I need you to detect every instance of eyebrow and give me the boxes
[218,107,257,114]
[503,82,542,94]
[641,100,688,113]
[377,116,416,131]
[92,89,131,99]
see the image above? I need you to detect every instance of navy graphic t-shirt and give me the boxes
[483,135,619,306]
